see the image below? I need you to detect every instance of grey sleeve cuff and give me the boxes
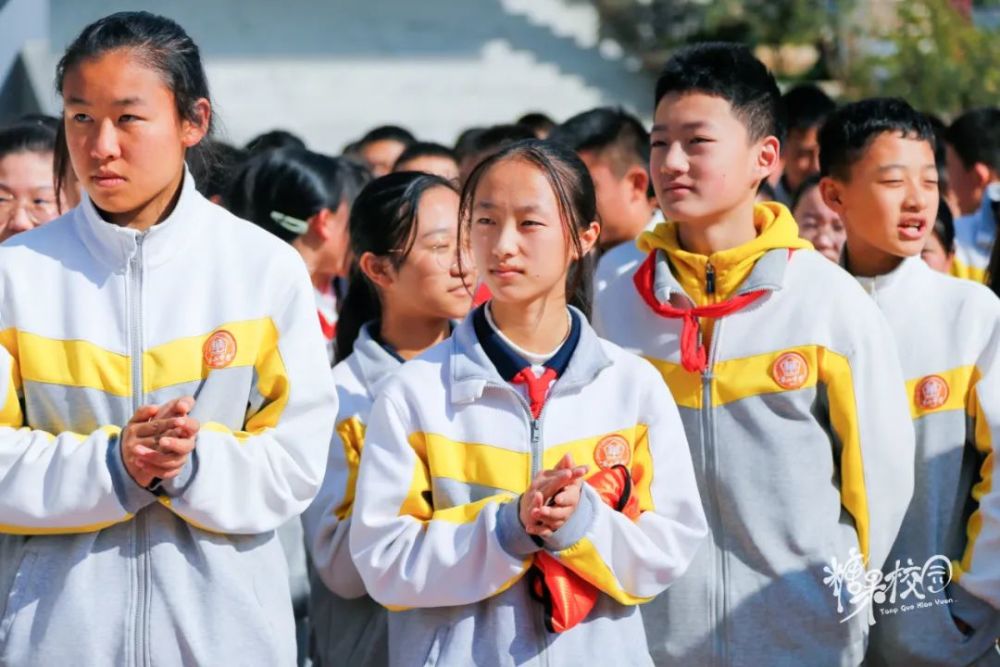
[106,434,157,514]
[542,483,598,552]
[496,496,543,558]
[150,449,199,498]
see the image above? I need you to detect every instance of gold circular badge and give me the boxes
[594,434,631,470]
[915,375,949,410]
[772,351,809,390]
[203,330,237,369]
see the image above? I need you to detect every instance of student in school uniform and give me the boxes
[302,171,475,667]
[0,11,335,666]
[818,97,1000,667]
[594,43,915,666]
[349,139,708,667]
[547,107,661,294]
[945,107,1000,283]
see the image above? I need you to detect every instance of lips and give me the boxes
[92,170,127,188]
[490,266,523,280]
[661,183,694,197]
[898,218,927,241]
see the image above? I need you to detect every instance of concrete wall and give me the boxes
[35,0,651,152]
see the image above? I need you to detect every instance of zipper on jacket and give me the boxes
[128,234,150,667]
[701,319,727,667]
[706,262,716,296]
[485,381,550,667]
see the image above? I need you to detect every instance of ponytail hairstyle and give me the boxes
[226,147,346,243]
[988,191,1000,299]
[53,11,216,201]
[458,139,599,319]
[335,171,457,362]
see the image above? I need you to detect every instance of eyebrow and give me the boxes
[65,96,145,106]
[651,121,711,132]
[475,201,544,215]
[420,227,453,239]
[876,164,938,172]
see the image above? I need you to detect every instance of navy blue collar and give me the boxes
[472,304,581,382]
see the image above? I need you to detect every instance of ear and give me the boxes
[754,136,781,182]
[358,251,395,290]
[180,98,212,148]
[307,208,332,241]
[973,162,993,189]
[818,176,846,216]
[624,166,650,203]
[575,221,601,258]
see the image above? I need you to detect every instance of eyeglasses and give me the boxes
[0,195,59,224]
[390,239,475,272]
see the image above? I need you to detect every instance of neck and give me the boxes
[844,237,906,278]
[489,296,569,354]
[379,308,451,361]
[676,198,757,256]
[601,210,654,251]
[105,169,185,232]
[292,235,322,280]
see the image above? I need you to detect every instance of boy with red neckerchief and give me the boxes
[594,43,915,666]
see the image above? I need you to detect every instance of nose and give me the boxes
[903,180,928,212]
[91,118,121,161]
[658,142,688,177]
[808,150,821,177]
[492,221,518,260]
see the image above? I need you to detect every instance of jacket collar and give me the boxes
[352,322,404,395]
[652,246,790,305]
[76,169,201,271]
[448,305,612,406]
[846,253,924,300]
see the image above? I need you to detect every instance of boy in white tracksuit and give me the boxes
[818,98,1000,666]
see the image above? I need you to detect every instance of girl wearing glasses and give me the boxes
[0,118,63,241]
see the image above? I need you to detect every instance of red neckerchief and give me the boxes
[632,251,766,373]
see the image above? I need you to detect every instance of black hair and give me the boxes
[818,97,935,181]
[54,12,215,199]
[15,114,61,133]
[358,125,416,148]
[790,173,822,212]
[548,106,653,197]
[454,127,486,161]
[245,129,306,155]
[393,142,458,171]
[459,139,598,319]
[516,112,557,137]
[931,198,955,255]
[654,42,782,142]
[335,171,457,361]
[194,140,248,203]
[226,147,347,243]
[468,124,536,156]
[337,157,375,208]
[924,113,954,204]
[946,107,1000,173]
[0,119,58,160]
[781,84,836,138]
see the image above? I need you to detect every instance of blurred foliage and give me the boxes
[592,0,1000,116]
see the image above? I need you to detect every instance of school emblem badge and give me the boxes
[594,434,631,470]
[772,351,809,390]
[203,330,237,369]
[915,375,949,410]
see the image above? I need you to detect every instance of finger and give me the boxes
[154,396,195,420]
[536,505,574,522]
[138,463,185,479]
[135,453,189,472]
[570,465,589,478]
[156,437,196,456]
[127,405,159,425]
[554,453,575,471]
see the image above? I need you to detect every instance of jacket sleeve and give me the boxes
[350,391,539,609]
[0,329,155,533]
[540,361,708,605]
[157,273,337,534]
[818,307,915,572]
[955,305,1000,610]
[302,415,368,599]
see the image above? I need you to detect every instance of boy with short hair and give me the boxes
[774,83,837,206]
[594,43,915,666]
[549,107,660,292]
[819,97,1000,667]
[945,107,1000,283]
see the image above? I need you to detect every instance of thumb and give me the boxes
[555,453,574,471]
